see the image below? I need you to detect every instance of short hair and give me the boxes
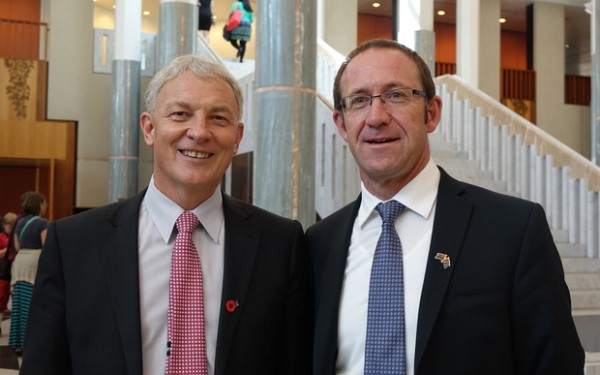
[21,192,46,216]
[333,39,436,111]
[144,55,244,119]
[2,212,16,226]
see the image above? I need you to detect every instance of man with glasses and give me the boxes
[307,39,584,375]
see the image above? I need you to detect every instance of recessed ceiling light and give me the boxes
[372,2,381,8]
[143,11,150,16]
[437,10,446,16]
[499,17,506,23]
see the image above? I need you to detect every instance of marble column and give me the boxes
[396,0,435,73]
[592,0,600,164]
[533,3,566,138]
[456,0,500,99]
[255,0,317,227]
[109,0,141,202]
[158,0,197,69]
[319,0,356,55]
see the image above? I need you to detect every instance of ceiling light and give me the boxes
[499,17,506,23]
[372,2,381,8]
[143,10,150,16]
[437,10,446,16]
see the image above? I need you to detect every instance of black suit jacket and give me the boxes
[307,168,584,375]
[21,191,313,375]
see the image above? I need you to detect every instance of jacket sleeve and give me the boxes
[511,203,585,374]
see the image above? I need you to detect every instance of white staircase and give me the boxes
[427,90,600,371]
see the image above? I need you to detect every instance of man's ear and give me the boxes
[333,110,349,142]
[140,112,155,147]
[425,96,442,133]
[232,122,244,155]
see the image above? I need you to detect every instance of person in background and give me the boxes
[9,192,48,356]
[228,0,253,63]
[21,55,312,375]
[0,211,17,333]
[306,39,584,375]
[0,212,17,265]
[198,0,214,42]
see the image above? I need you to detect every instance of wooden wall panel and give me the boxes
[0,120,68,160]
[0,0,41,60]
[357,14,393,45]
[0,58,39,121]
[434,23,456,63]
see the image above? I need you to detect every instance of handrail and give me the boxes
[435,74,600,191]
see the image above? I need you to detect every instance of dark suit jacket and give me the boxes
[307,168,584,375]
[21,191,313,375]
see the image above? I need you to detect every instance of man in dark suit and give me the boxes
[306,39,584,375]
[21,55,312,375]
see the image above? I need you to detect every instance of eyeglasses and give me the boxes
[340,87,427,112]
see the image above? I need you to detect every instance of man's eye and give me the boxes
[169,111,188,119]
[387,90,409,100]
[209,115,233,127]
[350,96,369,106]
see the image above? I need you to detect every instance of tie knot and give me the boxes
[376,200,405,224]
[176,211,199,234]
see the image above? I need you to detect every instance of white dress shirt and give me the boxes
[139,177,225,375]
[336,159,440,375]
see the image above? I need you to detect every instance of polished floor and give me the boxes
[0,315,20,374]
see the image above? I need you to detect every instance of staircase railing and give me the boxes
[314,39,600,258]
[315,38,360,219]
[436,74,600,258]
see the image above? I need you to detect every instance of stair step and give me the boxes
[551,228,569,243]
[562,258,600,273]
[566,273,600,291]
[557,242,587,257]
[571,291,600,310]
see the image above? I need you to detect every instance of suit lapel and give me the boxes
[214,195,260,375]
[313,197,361,373]
[413,169,473,373]
[99,191,145,375]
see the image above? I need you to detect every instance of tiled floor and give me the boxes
[0,316,20,374]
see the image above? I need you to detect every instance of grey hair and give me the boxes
[144,55,244,119]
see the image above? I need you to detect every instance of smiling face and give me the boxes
[333,47,442,200]
[141,71,244,209]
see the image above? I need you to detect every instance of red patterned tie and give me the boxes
[165,211,208,374]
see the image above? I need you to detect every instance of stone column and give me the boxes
[109,0,141,202]
[396,0,435,73]
[320,0,356,55]
[254,0,317,227]
[456,0,500,99]
[158,0,197,69]
[533,3,566,138]
[592,0,600,164]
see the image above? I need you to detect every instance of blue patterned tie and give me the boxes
[365,200,406,375]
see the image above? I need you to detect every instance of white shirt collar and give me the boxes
[144,176,224,244]
[357,158,440,228]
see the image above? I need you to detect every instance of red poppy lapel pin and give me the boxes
[225,299,239,313]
